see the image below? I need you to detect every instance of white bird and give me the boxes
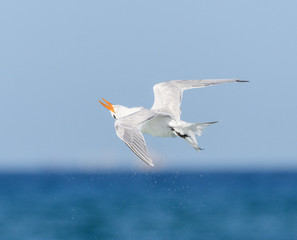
[99,79,248,166]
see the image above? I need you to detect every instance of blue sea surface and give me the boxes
[0,172,297,240]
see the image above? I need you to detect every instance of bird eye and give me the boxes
[112,115,116,119]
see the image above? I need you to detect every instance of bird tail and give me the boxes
[173,121,218,151]
[190,121,218,137]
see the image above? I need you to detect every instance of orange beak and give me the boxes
[99,98,115,113]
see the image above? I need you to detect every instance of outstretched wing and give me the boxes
[151,79,246,121]
[115,124,154,166]
[114,110,158,166]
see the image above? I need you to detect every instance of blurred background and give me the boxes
[0,0,297,239]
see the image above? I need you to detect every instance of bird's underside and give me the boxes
[101,78,248,166]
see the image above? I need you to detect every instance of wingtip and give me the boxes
[236,80,249,83]
[148,161,155,167]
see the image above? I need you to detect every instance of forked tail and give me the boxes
[191,121,218,137]
[172,121,218,151]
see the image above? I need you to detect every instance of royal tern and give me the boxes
[99,79,248,166]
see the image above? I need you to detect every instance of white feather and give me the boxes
[102,79,247,166]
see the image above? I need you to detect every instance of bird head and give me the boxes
[99,98,118,119]
[99,98,143,119]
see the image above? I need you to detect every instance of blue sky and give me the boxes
[0,0,296,171]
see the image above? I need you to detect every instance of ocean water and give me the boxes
[0,172,297,240]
